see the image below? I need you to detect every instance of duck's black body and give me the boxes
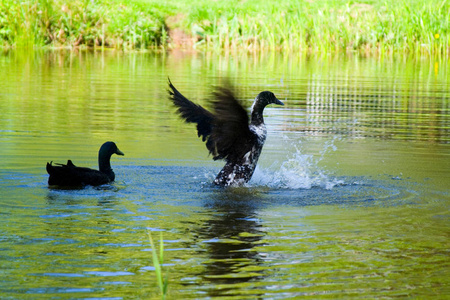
[46,141,124,187]
[168,79,283,186]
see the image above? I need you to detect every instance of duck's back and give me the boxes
[47,161,112,187]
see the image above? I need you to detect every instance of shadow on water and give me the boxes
[188,188,268,297]
[173,174,422,298]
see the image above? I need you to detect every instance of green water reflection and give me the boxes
[0,50,449,298]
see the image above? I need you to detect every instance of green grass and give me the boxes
[0,0,448,55]
[148,232,169,299]
[0,0,166,49]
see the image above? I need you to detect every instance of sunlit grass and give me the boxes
[180,0,449,55]
[0,0,166,50]
[148,232,169,299]
[0,0,448,54]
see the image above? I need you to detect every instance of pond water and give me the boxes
[0,50,449,299]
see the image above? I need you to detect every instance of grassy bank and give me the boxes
[0,0,448,55]
[0,0,168,49]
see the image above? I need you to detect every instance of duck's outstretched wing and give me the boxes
[168,79,256,162]
[168,79,215,144]
[210,86,256,162]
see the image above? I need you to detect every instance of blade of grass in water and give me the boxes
[148,232,168,299]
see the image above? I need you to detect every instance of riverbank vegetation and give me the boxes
[0,0,448,55]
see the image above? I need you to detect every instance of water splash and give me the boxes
[250,136,344,190]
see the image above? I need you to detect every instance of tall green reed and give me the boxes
[0,0,166,49]
[181,0,448,55]
[148,232,169,299]
[0,0,448,54]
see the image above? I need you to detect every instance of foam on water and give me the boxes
[250,136,344,190]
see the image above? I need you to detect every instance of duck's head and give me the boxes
[255,91,284,107]
[250,91,284,126]
[99,141,125,158]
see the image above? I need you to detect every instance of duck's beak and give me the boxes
[116,148,125,156]
[274,97,284,106]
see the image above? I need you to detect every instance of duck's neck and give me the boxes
[98,153,114,180]
[251,101,266,126]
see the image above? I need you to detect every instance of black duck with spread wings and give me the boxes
[46,141,124,187]
[168,79,283,186]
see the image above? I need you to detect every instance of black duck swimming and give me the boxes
[168,79,283,187]
[46,141,124,187]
